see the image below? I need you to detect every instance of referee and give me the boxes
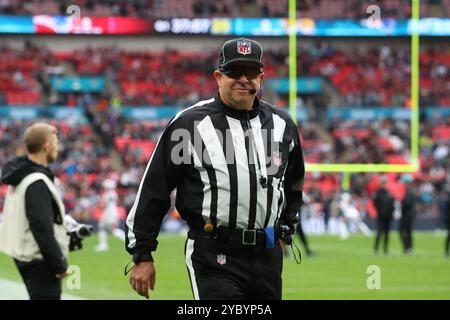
[126,38,305,300]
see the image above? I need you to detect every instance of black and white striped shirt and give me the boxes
[126,95,305,256]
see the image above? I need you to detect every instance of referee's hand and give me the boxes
[130,261,155,299]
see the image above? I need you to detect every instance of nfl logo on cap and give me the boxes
[237,39,251,55]
[218,38,264,69]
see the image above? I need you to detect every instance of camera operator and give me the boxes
[0,122,91,300]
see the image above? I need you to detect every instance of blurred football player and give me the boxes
[339,192,372,240]
[95,178,125,252]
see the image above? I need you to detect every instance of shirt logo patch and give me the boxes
[217,254,227,265]
[237,40,251,55]
[273,151,282,167]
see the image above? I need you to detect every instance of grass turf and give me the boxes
[0,232,448,300]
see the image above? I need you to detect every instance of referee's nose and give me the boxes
[237,73,250,83]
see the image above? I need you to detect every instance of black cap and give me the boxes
[218,38,264,70]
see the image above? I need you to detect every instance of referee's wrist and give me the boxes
[132,252,154,264]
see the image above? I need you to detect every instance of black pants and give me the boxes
[446,232,450,256]
[185,236,283,300]
[14,259,61,300]
[445,215,450,256]
[296,221,311,254]
[399,215,414,253]
[374,215,392,254]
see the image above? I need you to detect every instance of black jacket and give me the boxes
[126,95,305,260]
[1,155,68,273]
[444,191,450,228]
[401,188,416,221]
[373,187,395,219]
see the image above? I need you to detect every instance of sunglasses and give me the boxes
[220,66,262,79]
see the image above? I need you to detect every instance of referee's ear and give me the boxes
[259,71,265,81]
[214,69,223,86]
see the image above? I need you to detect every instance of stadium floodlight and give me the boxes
[289,0,420,173]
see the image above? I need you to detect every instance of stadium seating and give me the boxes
[1,44,448,108]
[0,0,443,18]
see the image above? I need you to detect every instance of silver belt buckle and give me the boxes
[242,230,256,245]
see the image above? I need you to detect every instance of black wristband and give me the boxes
[132,252,154,264]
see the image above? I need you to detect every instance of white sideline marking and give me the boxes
[0,278,84,300]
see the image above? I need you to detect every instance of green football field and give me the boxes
[1,232,449,300]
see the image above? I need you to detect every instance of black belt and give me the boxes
[188,227,268,246]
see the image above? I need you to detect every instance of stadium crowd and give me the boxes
[0,0,448,18]
[1,109,448,229]
[1,43,448,108]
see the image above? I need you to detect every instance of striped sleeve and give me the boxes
[125,115,190,256]
[280,119,305,227]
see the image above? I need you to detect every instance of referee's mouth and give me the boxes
[234,88,253,93]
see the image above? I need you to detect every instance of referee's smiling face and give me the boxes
[214,62,264,111]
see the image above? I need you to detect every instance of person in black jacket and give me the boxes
[295,192,315,256]
[373,176,395,255]
[399,175,417,254]
[0,123,68,299]
[444,185,450,258]
[296,220,315,256]
[126,38,305,300]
